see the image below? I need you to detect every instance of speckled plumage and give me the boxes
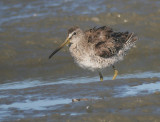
[68,26,138,71]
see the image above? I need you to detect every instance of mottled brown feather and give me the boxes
[85,26,137,58]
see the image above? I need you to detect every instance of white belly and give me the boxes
[69,42,128,71]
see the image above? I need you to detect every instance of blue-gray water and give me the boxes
[0,0,160,121]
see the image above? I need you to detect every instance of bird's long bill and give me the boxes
[49,37,70,59]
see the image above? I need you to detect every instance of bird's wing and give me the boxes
[85,26,137,58]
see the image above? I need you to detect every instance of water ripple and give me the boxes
[0,72,159,90]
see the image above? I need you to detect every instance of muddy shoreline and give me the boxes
[0,0,160,121]
[1,76,160,121]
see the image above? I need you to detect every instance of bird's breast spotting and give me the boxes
[69,42,133,71]
[69,45,118,71]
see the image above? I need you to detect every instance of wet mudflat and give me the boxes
[1,73,160,121]
[0,0,160,121]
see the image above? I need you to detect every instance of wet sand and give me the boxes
[0,0,160,121]
[1,73,160,121]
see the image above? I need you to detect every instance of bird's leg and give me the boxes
[112,65,118,80]
[98,71,103,81]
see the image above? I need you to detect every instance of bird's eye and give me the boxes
[73,32,76,35]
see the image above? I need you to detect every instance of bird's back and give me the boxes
[85,26,138,58]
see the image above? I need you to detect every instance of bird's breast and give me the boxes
[69,44,84,61]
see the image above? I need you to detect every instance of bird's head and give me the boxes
[49,26,84,59]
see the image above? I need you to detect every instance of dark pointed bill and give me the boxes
[49,37,70,59]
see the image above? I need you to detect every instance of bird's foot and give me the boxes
[100,77,103,82]
[112,65,118,80]
[98,71,103,81]
[112,69,118,80]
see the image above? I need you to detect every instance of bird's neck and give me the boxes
[69,37,89,61]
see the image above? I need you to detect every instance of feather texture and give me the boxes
[85,26,137,58]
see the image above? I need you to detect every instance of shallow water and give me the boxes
[0,0,160,121]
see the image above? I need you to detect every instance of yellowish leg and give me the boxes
[98,71,103,81]
[112,65,118,80]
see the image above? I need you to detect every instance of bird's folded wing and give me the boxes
[85,26,137,58]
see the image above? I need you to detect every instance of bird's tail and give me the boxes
[124,32,138,49]
[126,32,138,44]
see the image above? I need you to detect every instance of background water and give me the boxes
[0,0,160,121]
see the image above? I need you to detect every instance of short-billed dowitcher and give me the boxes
[49,26,138,81]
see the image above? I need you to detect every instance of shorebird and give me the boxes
[49,26,138,81]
